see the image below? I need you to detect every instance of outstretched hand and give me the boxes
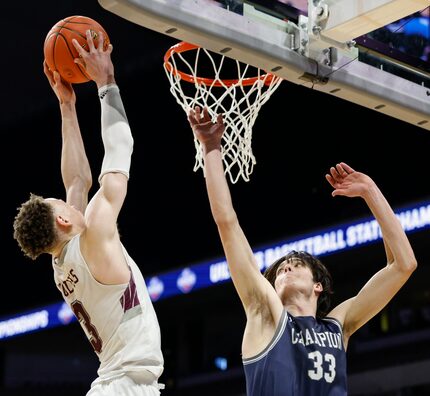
[188,106,225,148]
[72,30,114,88]
[326,162,375,198]
[43,61,75,105]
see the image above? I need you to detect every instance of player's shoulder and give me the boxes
[325,297,355,328]
[320,316,343,332]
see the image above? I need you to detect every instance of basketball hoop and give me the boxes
[164,42,282,183]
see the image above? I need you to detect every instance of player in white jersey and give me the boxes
[13,30,164,395]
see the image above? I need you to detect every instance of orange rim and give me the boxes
[164,41,275,87]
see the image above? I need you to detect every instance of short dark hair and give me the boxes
[263,251,334,318]
[13,193,57,260]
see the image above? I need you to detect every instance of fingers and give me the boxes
[330,162,354,183]
[43,61,54,84]
[331,188,348,197]
[187,106,199,127]
[334,162,354,176]
[195,106,201,120]
[72,38,86,68]
[325,174,339,192]
[43,60,49,73]
[329,166,343,183]
[188,106,204,127]
[74,57,85,68]
[72,37,85,57]
[86,29,96,52]
[96,30,105,51]
[326,174,344,197]
[325,173,334,185]
[335,163,348,178]
[202,108,211,123]
[188,106,224,128]
[72,30,106,57]
[72,34,87,66]
[43,61,63,88]
[187,108,197,127]
[340,162,354,174]
[327,163,357,198]
[53,70,62,84]
[93,30,113,53]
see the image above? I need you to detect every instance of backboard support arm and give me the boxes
[98,0,430,130]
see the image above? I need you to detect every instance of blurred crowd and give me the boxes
[207,1,429,64]
[371,9,430,63]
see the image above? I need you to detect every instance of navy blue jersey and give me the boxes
[243,310,347,396]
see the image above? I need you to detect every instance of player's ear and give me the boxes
[56,215,71,227]
[314,282,323,293]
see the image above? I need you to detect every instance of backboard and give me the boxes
[98,0,429,130]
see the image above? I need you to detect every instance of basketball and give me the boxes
[44,16,110,84]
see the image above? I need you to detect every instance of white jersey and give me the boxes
[52,234,163,383]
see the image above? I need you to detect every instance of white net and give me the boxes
[164,42,283,183]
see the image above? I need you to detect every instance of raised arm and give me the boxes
[43,61,92,213]
[73,30,132,228]
[72,30,133,284]
[188,107,282,320]
[327,163,417,343]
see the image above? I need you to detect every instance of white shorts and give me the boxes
[86,374,164,396]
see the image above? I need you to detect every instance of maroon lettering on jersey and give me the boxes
[71,300,103,353]
[57,269,80,298]
[120,272,141,312]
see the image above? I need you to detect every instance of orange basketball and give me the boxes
[44,16,110,84]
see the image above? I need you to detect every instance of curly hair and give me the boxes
[263,251,334,318]
[13,193,57,260]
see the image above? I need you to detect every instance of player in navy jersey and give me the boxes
[187,107,417,396]
[13,31,163,395]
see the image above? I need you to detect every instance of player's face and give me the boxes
[274,258,316,296]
